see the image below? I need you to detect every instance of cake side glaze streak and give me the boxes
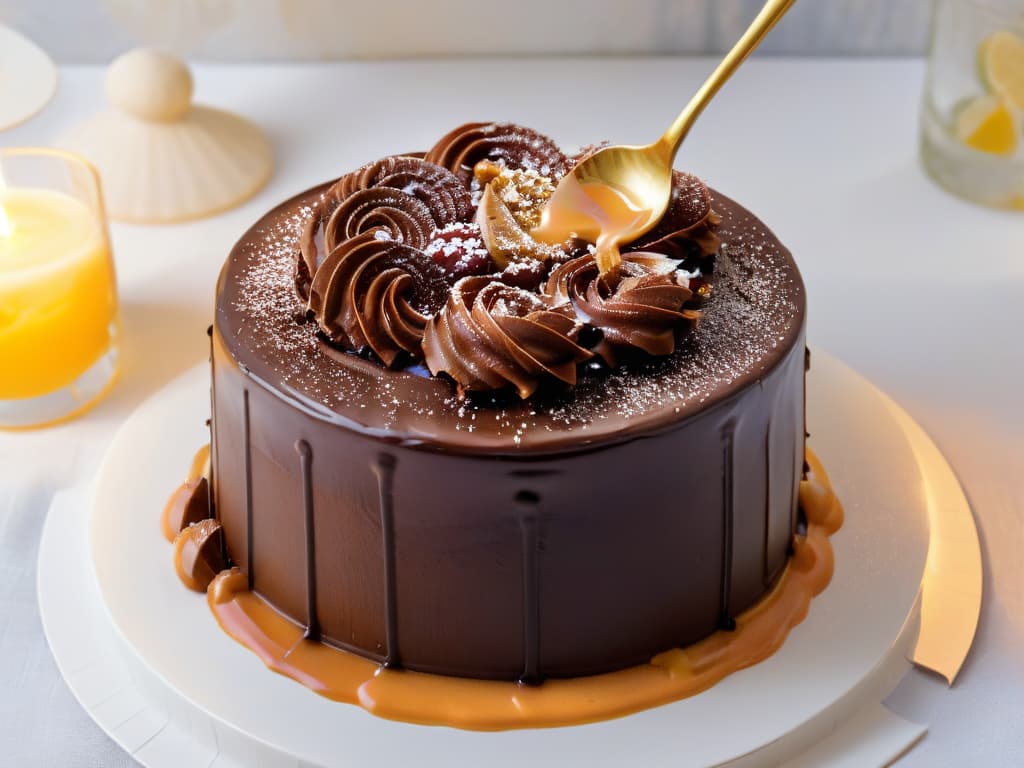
[374,454,400,668]
[518,494,542,685]
[296,439,319,640]
[242,389,254,591]
[210,329,805,679]
[720,420,736,630]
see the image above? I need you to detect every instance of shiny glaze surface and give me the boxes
[216,185,802,454]
[210,182,807,680]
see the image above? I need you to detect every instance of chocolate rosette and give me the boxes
[543,253,700,366]
[324,188,436,251]
[425,122,572,185]
[626,171,722,260]
[423,275,594,399]
[332,157,473,225]
[296,157,470,298]
[309,230,450,367]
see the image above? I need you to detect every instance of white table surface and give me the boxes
[0,58,1021,767]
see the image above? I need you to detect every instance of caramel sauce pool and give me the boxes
[171,450,842,731]
[532,175,656,275]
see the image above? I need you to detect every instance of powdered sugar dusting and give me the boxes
[224,191,802,450]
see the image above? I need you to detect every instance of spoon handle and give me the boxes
[658,0,796,157]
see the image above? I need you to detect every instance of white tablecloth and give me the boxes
[1,58,1022,766]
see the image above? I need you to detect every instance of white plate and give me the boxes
[41,351,938,767]
[0,26,57,131]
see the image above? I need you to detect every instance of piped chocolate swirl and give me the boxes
[296,157,469,299]
[425,122,572,184]
[332,156,473,224]
[628,171,722,260]
[544,253,701,366]
[309,230,449,366]
[293,122,722,398]
[423,276,593,399]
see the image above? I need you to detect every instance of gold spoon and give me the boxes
[532,0,796,275]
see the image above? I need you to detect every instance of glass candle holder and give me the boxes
[0,148,120,429]
[920,0,1024,209]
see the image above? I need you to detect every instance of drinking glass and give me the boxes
[0,148,120,429]
[920,0,1024,209]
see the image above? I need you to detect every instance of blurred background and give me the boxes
[2,0,932,60]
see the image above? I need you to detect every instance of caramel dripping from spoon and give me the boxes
[532,0,796,277]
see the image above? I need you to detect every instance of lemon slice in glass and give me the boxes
[979,30,1024,110]
[954,93,1019,155]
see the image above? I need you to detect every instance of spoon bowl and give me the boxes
[532,141,674,274]
[533,0,796,275]
[572,141,674,231]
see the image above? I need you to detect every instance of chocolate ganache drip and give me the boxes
[425,122,572,185]
[423,276,593,399]
[543,253,701,366]
[309,230,449,366]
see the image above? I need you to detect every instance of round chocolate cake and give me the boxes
[207,123,806,682]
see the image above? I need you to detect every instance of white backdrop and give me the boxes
[1,0,933,61]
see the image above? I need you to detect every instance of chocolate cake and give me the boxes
[185,123,810,690]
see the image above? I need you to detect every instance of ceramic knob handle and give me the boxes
[105,48,193,123]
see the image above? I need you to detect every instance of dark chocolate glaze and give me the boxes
[297,439,319,640]
[374,453,400,668]
[242,389,254,591]
[210,182,806,681]
[719,420,736,630]
[518,493,542,685]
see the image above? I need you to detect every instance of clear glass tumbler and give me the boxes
[920,0,1024,209]
[0,148,120,429]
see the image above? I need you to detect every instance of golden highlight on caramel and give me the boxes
[180,449,842,731]
[533,174,656,276]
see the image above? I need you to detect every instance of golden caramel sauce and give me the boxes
[173,526,206,592]
[174,519,224,593]
[160,444,210,542]
[187,450,842,731]
[188,443,211,483]
[161,480,199,542]
[531,175,655,275]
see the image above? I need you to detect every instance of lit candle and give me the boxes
[0,152,118,423]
